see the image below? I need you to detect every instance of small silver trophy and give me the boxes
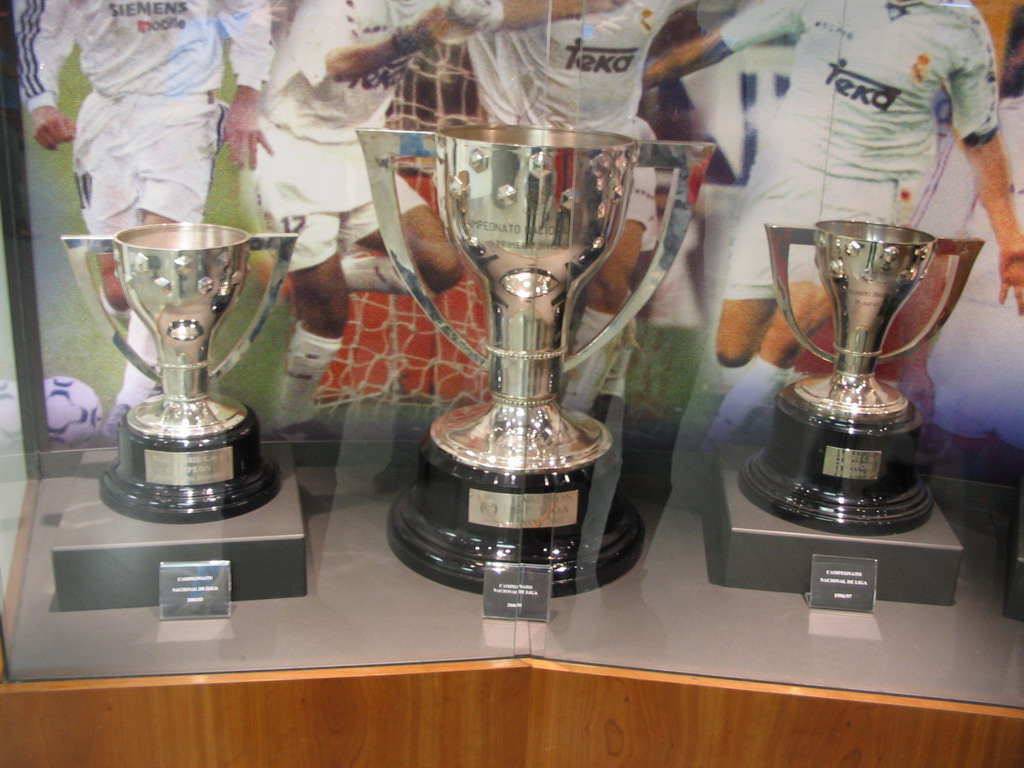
[741,221,981,534]
[63,223,295,523]
[360,124,712,593]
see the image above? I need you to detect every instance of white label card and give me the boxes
[159,560,231,619]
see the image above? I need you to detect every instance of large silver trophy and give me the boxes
[360,124,712,593]
[63,224,296,523]
[741,221,981,534]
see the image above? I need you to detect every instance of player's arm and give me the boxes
[645,0,798,88]
[223,85,269,168]
[963,132,1024,314]
[499,0,628,27]
[220,2,274,167]
[644,30,732,88]
[19,0,77,150]
[326,5,452,82]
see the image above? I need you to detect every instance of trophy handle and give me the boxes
[357,128,487,367]
[875,237,983,362]
[61,235,161,382]
[564,140,715,371]
[211,233,297,379]
[766,223,836,363]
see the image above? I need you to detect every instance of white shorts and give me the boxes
[724,155,921,300]
[252,121,426,271]
[74,91,220,233]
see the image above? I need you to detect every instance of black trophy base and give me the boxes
[1005,490,1024,621]
[52,445,306,611]
[740,391,930,535]
[388,440,644,597]
[702,447,962,606]
[101,409,279,524]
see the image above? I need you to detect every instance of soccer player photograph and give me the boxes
[645,0,1024,447]
[18,0,275,439]
[910,5,1024,484]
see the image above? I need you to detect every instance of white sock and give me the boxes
[279,323,342,424]
[340,249,406,293]
[115,314,160,407]
[703,356,790,447]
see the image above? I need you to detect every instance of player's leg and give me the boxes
[757,280,830,368]
[703,161,820,446]
[562,150,661,416]
[275,213,348,428]
[73,93,158,436]
[104,96,222,432]
[399,203,463,294]
[562,220,646,415]
[349,177,463,296]
[715,297,776,368]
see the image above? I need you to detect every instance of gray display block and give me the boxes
[1005,492,1024,621]
[702,450,962,606]
[52,445,305,611]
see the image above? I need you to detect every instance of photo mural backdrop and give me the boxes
[11,0,1024,486]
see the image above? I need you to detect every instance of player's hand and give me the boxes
[415,5,456,40]
[31,106,75,150]
[223,85,271,169]
[999,245,1024,315]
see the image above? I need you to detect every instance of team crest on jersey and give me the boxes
[640,8,654,33]
[564,39,638,73]
[825,59,901,111]
[910,55,931,84]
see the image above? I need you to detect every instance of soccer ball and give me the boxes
[44,376,103,448]
[0,380,21,451]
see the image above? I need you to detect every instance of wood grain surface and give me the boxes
[1,659,1021,768]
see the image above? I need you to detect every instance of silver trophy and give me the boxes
[360,124,712,593]
[741,221,981,533]
[62,223,296,523]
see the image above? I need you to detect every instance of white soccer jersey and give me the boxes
[721,0,998,181]
[260,0,439,145]
[467,0,694,136]
[18,0,273,110]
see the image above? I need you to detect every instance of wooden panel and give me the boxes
[2,660,1022,767]
[524,663,1024,768]
[0,661,532,768]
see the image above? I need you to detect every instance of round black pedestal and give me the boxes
[739,391,931,535]
[388,440,644,596]
[101,410,279,524]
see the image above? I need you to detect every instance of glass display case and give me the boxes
[1,0,1022,764]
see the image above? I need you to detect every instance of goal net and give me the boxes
[316,42,490,416]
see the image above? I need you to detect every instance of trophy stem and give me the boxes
[835,347,880,377]
[489,346,563,402]
[161,360,210,402]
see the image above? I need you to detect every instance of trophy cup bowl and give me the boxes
[360,124,712,594]
[739,221,981,534]
[62,223,296,523]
